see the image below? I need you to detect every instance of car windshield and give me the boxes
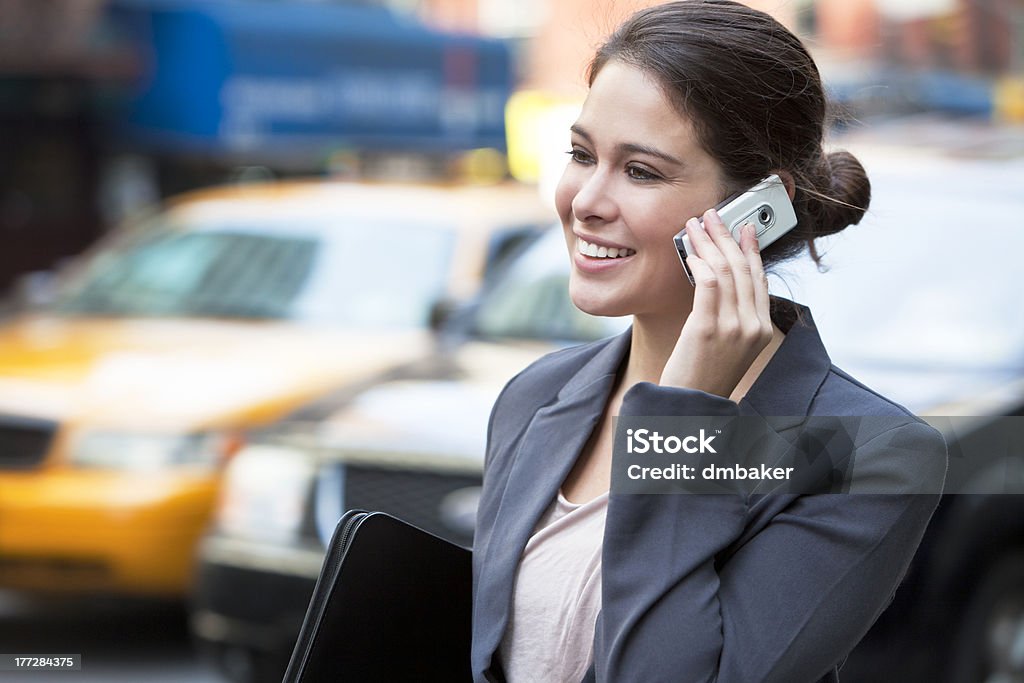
[53,218,456,328]
[473,229,629,343]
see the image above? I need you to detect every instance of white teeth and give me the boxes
[577,238,634,259]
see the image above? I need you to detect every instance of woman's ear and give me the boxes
[773,170,796,201]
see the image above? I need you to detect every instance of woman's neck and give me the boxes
[623,312,686,387]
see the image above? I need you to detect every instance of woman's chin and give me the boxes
[569,286,633,319]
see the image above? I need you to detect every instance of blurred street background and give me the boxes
[1,1,1023,682]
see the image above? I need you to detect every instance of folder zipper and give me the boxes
[288,509,368,682]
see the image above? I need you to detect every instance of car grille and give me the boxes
[0,414,58,470]
[305,464,482,548]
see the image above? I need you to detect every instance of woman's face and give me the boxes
[556,60,728,320]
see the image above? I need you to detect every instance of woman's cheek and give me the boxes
[554,164,582,224]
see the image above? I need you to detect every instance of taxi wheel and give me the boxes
[948,552,1024,683]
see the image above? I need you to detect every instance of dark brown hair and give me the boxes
[589,0,870,268]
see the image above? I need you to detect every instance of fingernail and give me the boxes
[686,217,700,231]
[707,208,720,222]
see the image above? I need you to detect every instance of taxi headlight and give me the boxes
[68,431,235,470]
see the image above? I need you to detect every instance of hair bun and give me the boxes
[814,150,870,237]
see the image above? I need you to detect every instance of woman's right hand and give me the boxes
[659,209,774,398]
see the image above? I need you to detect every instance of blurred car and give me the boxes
[770,152,1024,683]
[194,151,1024,683]
[0,179,551,598]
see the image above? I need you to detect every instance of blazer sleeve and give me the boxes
[591,383,947,683]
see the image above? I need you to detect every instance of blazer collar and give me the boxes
[555,327,633,401]
[740,301,832,428]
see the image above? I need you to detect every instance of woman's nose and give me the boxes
[571,168,619,224]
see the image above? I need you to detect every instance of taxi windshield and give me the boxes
[53,219,456,328]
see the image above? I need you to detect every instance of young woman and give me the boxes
[471,2,947,682]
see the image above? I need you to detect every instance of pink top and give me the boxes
[498,488,610,683]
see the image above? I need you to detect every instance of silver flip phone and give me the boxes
[673,174,797,285]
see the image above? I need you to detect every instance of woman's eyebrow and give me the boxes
[570,124,685,167]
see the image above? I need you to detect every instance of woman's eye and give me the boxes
[567,148,593,164]
[626,165,659,181]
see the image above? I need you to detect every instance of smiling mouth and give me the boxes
[576,237,636,259]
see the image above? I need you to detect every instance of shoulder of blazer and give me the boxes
[809,364,948,492]
[815,363,921,420]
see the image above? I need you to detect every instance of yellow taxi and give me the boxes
[0,179,549,597]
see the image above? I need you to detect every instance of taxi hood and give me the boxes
[0,314,432,428]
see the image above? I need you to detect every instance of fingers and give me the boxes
[685,210,771,342]
[683,251,719,329]
[739,222,773,331]
[703,209,756,317]
[685,214,737,315]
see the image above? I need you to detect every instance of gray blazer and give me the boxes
[472,304,947,683]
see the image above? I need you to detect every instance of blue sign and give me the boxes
[108,0,513,158]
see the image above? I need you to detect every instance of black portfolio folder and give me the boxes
[282,509,473,683]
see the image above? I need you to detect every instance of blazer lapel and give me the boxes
[740,303,832,426]
[476,330,631,671]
